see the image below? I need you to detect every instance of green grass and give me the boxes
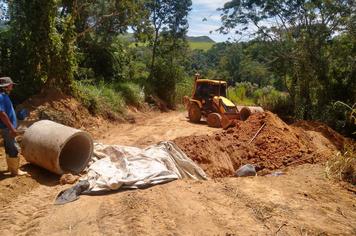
[128,40,214,51]
[113,82,144,107]
[227,86,256,106]
[74,80,146,117]
[175,77,194,104]
[74,80,126,117]
[228,95,255,106]
[189,41,214,51]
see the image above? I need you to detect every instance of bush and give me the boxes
[73,80,126,118]
[114,82,144,107]
[253,86,292,116]
[326,144,356,185]
[332,102,356,137]
[79,38,130,82]
[175,76,194,105]
[227,82,258,106]
[150,59,185,109]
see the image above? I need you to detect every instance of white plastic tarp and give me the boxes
[82,141,207,192]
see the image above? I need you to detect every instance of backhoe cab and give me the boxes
[185,78,263,128]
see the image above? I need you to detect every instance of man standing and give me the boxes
[0,77,27,176]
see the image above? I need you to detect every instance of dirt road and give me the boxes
[97,111,217,147]
[0,111,355,235]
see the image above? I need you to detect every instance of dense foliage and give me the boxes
[217,0,356,136]
[0,0,191,102]
[0,0,354,136]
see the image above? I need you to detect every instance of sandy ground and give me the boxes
[0,111,355,235]
[96,110,217,147]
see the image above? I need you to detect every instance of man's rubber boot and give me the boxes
[6,157,28,176]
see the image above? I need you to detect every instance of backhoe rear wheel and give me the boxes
[188,103,201,123]
[207,113,222,128]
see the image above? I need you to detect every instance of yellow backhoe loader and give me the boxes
[184,78,263,129]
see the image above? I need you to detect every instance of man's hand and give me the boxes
[0,111,17,137]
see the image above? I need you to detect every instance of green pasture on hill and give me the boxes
[188,41,214,51]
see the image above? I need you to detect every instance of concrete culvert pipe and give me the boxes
[239,106,264,121]
[22,120,93,175]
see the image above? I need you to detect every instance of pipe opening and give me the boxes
[59,133,92,174]
[239,107,251,121]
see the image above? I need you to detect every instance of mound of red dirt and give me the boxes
[18,89,106,133]
[175,112,344,178]
[292,120,346,149]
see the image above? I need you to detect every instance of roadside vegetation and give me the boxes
[326,144,356,185]
[74,81,144,117]
[0,0,354,137]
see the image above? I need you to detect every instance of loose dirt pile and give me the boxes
[293,120,346,149]
[18,89,107,134]
[175,112,345,178]
[1,111,355,235]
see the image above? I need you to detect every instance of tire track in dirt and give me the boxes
[101,111,217,147]
[0,111,355,235]
[94,180,268,236]
[1,164,355,236]
[0,185,58,235]
[222,165,356,235]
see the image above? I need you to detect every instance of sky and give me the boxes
[188,0,236,42]
[0,1,239,42]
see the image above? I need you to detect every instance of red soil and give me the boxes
[175,112,344,178]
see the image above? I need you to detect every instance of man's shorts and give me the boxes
[1,129,20,157]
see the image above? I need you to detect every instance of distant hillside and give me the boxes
[123,34,215,43]
[186,36,215,43]
[187,36,215,51]
[121,33,215,51]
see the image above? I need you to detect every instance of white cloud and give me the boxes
[188,0,234,42]
[208,15,221,21]
[192,0,229,10]
[189,23,217,34]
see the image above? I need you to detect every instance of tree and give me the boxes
[1,0,150,98]
[146,0,191,77]
[144,0,191,107]
[220,0,354,119]
[73,0,149,42]
[73,0,150,82]
[2,0,77,98]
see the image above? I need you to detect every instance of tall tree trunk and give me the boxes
[149,29,159,79]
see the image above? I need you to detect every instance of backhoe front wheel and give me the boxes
[207,113,222,128]
[188,103,201,123]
